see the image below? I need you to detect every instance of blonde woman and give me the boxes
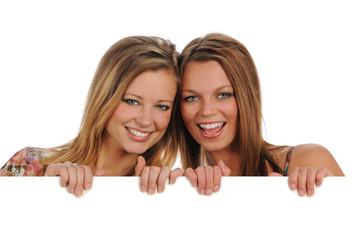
[1,36,183,196]
[176,33,344,196]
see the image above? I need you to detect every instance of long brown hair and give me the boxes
[44,36,180,173]
[177,33,282,176]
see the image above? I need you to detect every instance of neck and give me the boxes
[96,134,138,176]
[208,140,240,176]
[209,151,240,176]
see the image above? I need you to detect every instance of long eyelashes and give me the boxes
[183,93,233,102]
[124,99,139,105]
[217,93,233,99]
[123,99,170,111]
[184,96,198,102]
[156,105,170,111]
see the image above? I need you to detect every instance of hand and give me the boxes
[45,161,106,197]
[288,167,333,196]
[134,156,183,194]
[268,167,334,197]
[184,160,231,195]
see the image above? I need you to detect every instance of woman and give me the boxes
[176,33,344,196]
[1,36,183,196]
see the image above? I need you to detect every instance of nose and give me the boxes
[135,106,152,127]
[199,98,216,117]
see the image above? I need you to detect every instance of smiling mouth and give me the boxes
[197,122,226,136]
[126,127,152,137]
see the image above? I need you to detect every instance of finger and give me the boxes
[134,156,146,176]
[157,167,171,193]
[148,166,161,194]
[195,167,206,195]
[218,160,231,176]
[93,169,106,176]
[268,172,283,176]
[306,168,316,197]
[288,167,299,191]
[184,168,197,187]
[83,166,93,190]
[140,166,150,192]
[74,166,85,197]
[297,168,307,197]
[66,165,77,194]
[205,166,214,195]
[315,167,332,187]
[45,163,64,176]
[58,165,70,187]
[169,168,183,184]
[213,166,222,192]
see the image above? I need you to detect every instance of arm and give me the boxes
[1,147,45,176]
[287,143,344,176]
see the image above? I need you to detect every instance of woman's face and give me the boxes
[104,69,177,154]
[181,60,238,152]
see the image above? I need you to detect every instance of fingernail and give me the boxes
[86,184,91,190]
[148,188,153,194]
[158,186,163,193]
[290,184,296,190]
[307,189,313,196]
[298,189,305,196]
[140,186,146,192]
[70,188,75,194]
[76,190,82,197]
[206,188,213,195]
[199,188,205,195]
[214,185,220,192]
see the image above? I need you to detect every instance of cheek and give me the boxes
[180,104,195,124]
[154,111,172,131]
[224,101,239,130]
[112,103,132,122]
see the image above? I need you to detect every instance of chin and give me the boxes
[201,143,226,153]
[124,145,149,155]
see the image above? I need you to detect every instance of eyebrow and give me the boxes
[182,85,233,94]
[123,93,174,104]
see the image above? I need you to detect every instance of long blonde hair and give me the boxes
[177,33,282,176]
[44,36,180,173]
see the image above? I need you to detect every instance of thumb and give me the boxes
[134,155,146,176]
[93,169,106,176]
[218,160,231,176]
[268,172,283,177]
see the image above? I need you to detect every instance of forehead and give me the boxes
[182,60,232,89]
[125,69,177,98]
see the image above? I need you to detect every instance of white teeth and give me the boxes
[127,127,150,137]
[199,122,224,129]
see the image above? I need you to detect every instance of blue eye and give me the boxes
[218,93,232,99]
[184,96,198,102]
[124,99,139,105]
[156,105,170,111]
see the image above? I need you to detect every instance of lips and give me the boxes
[125,127,153,142]
[197,122,226,138]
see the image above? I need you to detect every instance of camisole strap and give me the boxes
[283,146,294,176]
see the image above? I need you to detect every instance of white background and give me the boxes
[1,0,359,174]
[0,0,359,238]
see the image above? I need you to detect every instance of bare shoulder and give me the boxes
[290,144,344,176]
